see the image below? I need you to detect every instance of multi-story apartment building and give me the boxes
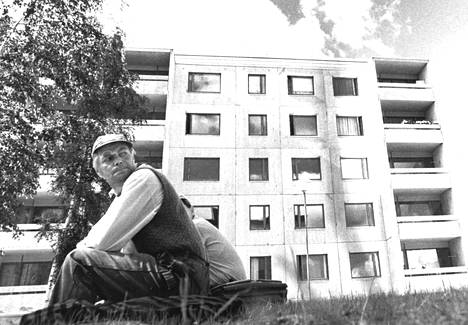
[1,49,467,313]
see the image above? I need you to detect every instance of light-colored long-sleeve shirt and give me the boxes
[193,217,246,287]
[77,168,163,252]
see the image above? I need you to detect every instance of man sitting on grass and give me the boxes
[48,134,209,305]
[180,195,246,288]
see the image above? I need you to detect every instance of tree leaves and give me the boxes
[0,0,145,271]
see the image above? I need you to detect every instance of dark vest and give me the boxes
[131,165,205,262]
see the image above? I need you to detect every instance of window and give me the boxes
[345,203,375,227]
[350,252,381,278]
[15,206,66,224]
[333,77,358,96]
[248,115,267,136]
[249,205,270,230]
[389,157,434,168]
[337,116,363,136]
[183,158,220,181]
[250,256,271,280]
[403,247,452,270]
[188,73,221,93]
[290,115,318,136]
[135,155,162,169]
[292,158,321,181]
[186,113,220,135]
[248,74,266,94]
[134,143,162,169]
[249,158,269,181]
[383,116,426,124]
[294,204,325,228]
[297,254,329,280]
[396,201,442,216]
[193,205,219,228]
[0,261,52,286]
[341,158,368,179]
[288,76,314,95]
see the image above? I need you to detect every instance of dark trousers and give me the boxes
[48,248,209,305]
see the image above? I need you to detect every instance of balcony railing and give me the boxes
[404,266,467,277]
[398,215,460,240]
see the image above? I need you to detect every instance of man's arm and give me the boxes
[77,168,163,251]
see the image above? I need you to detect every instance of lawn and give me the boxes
[55,287,468,324]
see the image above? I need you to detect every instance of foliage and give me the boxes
[0,0,146,274]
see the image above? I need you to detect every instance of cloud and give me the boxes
[101,0,404,59]
[310,0,404,57]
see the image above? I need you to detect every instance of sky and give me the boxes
[101,0,468,191]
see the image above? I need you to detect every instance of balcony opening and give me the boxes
[133,141,163,170]
[388,143,445,169]
[401,238,465,275]
[382,102,437,125]
[375,58,428,85]
[125,50,170,121]
[394,189,452,217]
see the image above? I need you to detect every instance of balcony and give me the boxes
[398,215,461,241]
[385,124,442,151]
[391,168,451,194]
[127,120,165,143]
[404,267,468,292]
[378,84,435,103]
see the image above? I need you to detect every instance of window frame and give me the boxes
[250,256,272,280]
[294,204,325,229]
[291,158,322,181]
[332,77,358,96]
[289,115,318,136]
[193,205,219,228]
[287,76,315,95]
[249,158,269,181]
[336,116,363,136]
[297,254,329,281]
[185,113,221,135]
[349,252,381,278]
[248,74,266,94]
[340,157,369,179]
[248,114,268,136]
[183,157,220,181]
[344,203,375,227]
[249,205,270,230]
[187,72,221,93]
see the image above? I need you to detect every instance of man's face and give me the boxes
[95,142,137,187]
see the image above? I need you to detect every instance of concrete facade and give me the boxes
[1,51,467,313]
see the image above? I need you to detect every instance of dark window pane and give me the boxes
[345,203,374,227]
[186,114,220,135]
[337,116,363,136]
[397,201,442,216]
[288,76,314,95]
[292,158,321,180]
[297,254,329,280]
[249,205,270,230]
[248,74,266,94]
[249,158,269,181]
[290,115,317,136]
[183,158,220,181]
[250,256,271,280]
[248,115,267,136]
[193,206,219,228]
[333,77,358,96]
[0,261,52,286]
[389,157,434,168]
[294,204,325,228]
[188,73,221,93]
[350,252,380,278]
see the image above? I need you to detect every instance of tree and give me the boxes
[0,0,146,275]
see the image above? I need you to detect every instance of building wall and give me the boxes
[164,55,405,298]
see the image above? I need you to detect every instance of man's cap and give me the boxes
[91,134,132,156]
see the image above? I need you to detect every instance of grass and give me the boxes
[65,287,468,324]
